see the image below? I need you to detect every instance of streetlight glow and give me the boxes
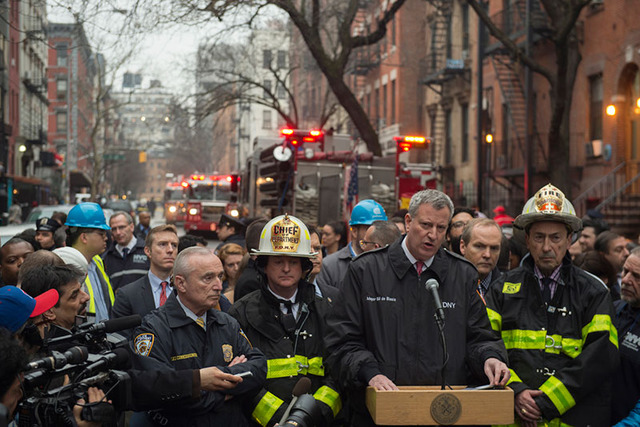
[18,144,26,152]
[606,104,616,116]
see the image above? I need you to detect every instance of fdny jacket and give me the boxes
[325,238,507,425]
[485,253,619,426]
[130,293,267,426]
[102,237,149,291]
[229,280,341,426]
[611,300,640,424]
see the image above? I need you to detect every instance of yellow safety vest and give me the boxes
[84,255,115,315]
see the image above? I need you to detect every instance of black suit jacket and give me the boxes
[112,275,159,336]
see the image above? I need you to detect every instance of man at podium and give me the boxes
[325,190,510,426]
[486,184,618,426]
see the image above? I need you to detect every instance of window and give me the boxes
[263,50,272,69]
[277,50,286,69]
[375,87,380,126]
[263,79,272,99]
[277,82,286,99]
[502,103,510,158]
[382,84,387,126]
[462,3,470,52]
[445,109,452,164]
[56,79,67,100]
[462,104,469,162]
[56,43,68,67]
[391,17,396,48]
[262,110,272,129]
[446,18,452,59]
[391,80,396,124]
[56,112,67,132]
[589,74,603,141]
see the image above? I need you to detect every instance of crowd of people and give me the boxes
[0,184,638,426]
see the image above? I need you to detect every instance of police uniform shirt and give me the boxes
[116,236,137,258]
[176,294,207,330]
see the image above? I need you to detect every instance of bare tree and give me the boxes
[467,0,592,196]
[110,0,409,156]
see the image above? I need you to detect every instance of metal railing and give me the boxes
[572,161,625,216]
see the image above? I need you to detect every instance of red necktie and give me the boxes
[415,261,424,275]
[159,281,168,307]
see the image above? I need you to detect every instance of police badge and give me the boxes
[222,344,233,362]
[134,333,155,356]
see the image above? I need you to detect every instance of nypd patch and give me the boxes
[222,344,233,362]
[134,333,155,356]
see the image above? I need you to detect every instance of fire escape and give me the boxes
[483,0,550,198]
[348,1,381,138]
[421,0,470,193]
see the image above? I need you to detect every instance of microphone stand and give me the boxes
[435,312,448,390]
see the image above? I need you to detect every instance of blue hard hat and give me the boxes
[65,202,110,230]
[349,199,388,226]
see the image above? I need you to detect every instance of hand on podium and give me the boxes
[515,389,543,425]
[368,374,399,391]
[483,357,510,386]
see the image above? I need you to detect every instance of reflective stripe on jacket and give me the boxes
[85,255,115,315]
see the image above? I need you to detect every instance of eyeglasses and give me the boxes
[359,240,379,250]
[85,230,107,238]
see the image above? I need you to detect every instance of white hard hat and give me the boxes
[514,183,582,233]
[251,214,316,258]
[53,247,89,277]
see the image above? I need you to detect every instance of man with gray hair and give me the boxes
[325,189,509,426]
[102,210,149,291]
[130,246,267,425]
[359,220,401,252]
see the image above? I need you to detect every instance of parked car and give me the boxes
[25,205,75,224]
[105,200,136,222]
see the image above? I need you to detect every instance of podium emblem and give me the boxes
[430,393,462,425]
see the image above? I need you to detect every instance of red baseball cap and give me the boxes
[0,286,59,333]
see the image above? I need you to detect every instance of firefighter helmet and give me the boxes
[252,214,316,258]
[514,184,582,233]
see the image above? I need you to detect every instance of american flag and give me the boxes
[347,153,359,208]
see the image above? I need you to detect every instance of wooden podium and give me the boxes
[366,386,514,425]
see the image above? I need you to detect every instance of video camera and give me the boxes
[281,394,322,427]
[17,315,141,427]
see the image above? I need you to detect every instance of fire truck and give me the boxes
[239,129,437,224]
[181,173,241,235]
[163,177,187,224]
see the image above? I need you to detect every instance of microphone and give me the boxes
[425,279,445,322]
[79,315,142,334]
[278,377,312,425]
[78,348,130,379]
[27,346,88,371]
[47,315,143,348]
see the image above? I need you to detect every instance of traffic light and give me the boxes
[280,128,325,151]
[259,144,293,212]
[228,174,240,192]
[138,151,147,163]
